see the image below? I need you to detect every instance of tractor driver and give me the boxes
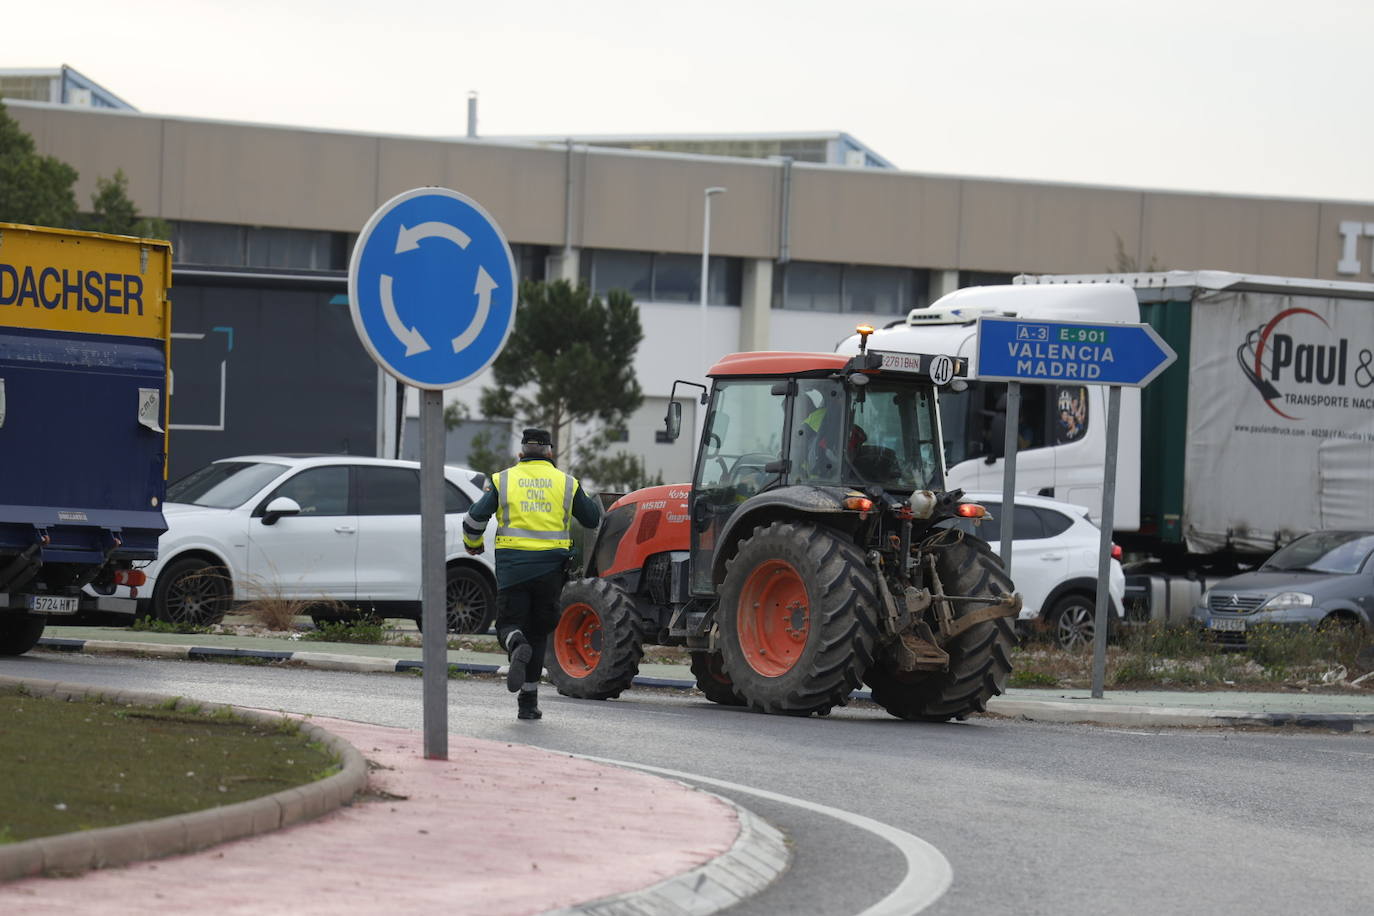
[796,387,868,481]
[462,428,603,721]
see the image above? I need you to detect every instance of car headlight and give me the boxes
[1262,592,1313,610]
[1197,588,1211,608]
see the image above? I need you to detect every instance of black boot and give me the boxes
[505,632,531,693]
[517,690,542,721]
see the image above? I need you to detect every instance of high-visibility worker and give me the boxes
[463,428,603,720]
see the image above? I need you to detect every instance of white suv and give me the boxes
[948,491,1126,650]
[130,455,496,632]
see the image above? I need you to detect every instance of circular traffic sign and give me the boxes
[348,187,518,389]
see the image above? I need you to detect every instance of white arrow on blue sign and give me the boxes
[348,187,517,390]
[975,315,1177,387]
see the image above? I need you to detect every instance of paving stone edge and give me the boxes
[541,789,790,916]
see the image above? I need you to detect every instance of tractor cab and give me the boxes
[665,335,969,596]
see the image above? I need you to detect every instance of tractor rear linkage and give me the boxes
[868,551,1022,672]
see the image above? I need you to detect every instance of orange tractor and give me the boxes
[546,333,1020,720]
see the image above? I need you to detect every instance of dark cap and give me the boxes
[521,428,553,447]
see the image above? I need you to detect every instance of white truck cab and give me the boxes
[838,283,1143,531]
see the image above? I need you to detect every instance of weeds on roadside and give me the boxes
[234,572,351,631]
[306,620,386,644]
[1108,621,1369,689]
[1009,669,1059,688]
[131,618,211,635]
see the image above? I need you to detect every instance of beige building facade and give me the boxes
[9,98,1374,481]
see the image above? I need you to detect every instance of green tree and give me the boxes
[465,430,512,479]
[0,100,78,227]
[479,279,644,457]
[442,402,513,477]
[84,168,170,239]
[1111,232,1164,273]
[572,430,665,493]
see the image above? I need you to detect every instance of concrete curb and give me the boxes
[35,636,1374,732]
[544,790,789,916]
[0,674,369,882]
[985,696,1374,733]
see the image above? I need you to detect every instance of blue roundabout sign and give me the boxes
[348,187,517,389]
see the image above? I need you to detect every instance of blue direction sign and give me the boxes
[349,187,517,389]
[975,315,1177,387]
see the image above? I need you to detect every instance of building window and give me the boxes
[172,221,349,271]
[511,244,549,284]
[246,227,336,270]
[173,222,247,266]
[958,270,1016,288]
[773,261,928,315]
[581,249,742,305]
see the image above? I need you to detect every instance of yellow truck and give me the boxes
[0,223,172,654]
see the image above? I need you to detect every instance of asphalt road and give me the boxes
[5,651,1372,915]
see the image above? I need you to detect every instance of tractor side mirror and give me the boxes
[664,401,682,441]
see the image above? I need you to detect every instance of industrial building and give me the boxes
[6,79,1374,483]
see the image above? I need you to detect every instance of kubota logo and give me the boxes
[1237,308,1374,419]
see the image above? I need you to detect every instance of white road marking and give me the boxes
[579,754,953,915]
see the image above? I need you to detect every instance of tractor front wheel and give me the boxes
[544,578,645,700]
[717,521,879,716]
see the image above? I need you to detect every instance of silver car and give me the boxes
[1191,529,1374,642]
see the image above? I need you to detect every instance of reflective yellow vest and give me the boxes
[495,460,576,551]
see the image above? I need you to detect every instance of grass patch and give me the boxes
[1009,669,1060,688]
[0,688,338,844]
[303,620,387,644]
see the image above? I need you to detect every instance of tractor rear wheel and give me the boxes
[544,578,645,700]
[717,521,879,716]
[689,650,746,706]
[865,536,1016,721]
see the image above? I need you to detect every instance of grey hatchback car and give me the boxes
[1192,529,1374,641]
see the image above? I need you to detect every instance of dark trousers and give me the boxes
[495,568,565,689]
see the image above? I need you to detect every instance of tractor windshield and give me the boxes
[788,377,944,492]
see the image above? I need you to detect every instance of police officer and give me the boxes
[462,428,603,720]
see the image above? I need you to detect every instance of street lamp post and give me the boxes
[699,186,725,451]
[700,186,726,367]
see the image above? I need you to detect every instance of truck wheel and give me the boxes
[545,578,645,700]
[1047,594,1099,651]
[689,650,746,706]
[445,566,495,634]
[152,557,231,626]
[0,615,46,656]
[866,536,1016,722]
[717,521,879,717]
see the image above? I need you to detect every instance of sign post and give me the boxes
[976,315,1175,698]
[349,188,517,759]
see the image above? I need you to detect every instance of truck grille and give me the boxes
[1208,593,1266,613]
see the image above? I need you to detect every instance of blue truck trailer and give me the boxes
[0,223,172,654]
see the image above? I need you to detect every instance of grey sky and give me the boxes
[11,0,1371,201]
